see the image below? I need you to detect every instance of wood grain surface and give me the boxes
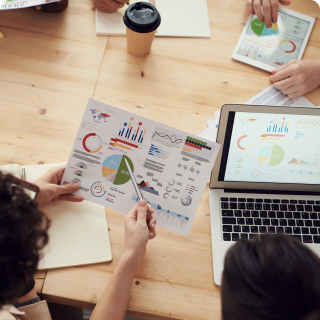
[0,0,319,318]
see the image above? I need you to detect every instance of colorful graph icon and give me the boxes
[288,158,308,165]
[181,195,192,206]
[90,182,106,197]
[266,116,289,133]
[118,117,146,143]
[168,179,175,186]
[72,178,81,185]
[251,18,279,36]
[279,40,296,53]
[152,126,184,148]
[132,195,190,221]
[237,135,254,150]
[102,154,133,185]
[251,168,264,179]
[138,181,159,196]
[83,133,102,153]
[183,136,214,161]
[76,162,87,169]
[148,144,170,160]
[257,144,285,167]
[74,170,84,177]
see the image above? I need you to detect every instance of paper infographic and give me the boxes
[62,99,220,236]
[0,0,57,10]
[237,12,310,68]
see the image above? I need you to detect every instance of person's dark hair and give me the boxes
[0,172,50,306]
[221,234,320,320]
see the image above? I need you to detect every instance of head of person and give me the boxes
[221,234,320,320]
[0,172,50,307]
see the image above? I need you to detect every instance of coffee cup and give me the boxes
[123,2,161,57]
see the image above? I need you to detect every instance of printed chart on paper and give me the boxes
[62,99,220,236]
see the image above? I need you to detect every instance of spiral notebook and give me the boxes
[0,162,112,270]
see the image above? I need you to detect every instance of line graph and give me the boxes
[152,126,184,148]
[296,120,320,127]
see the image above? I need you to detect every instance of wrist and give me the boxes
[121,249,141,270]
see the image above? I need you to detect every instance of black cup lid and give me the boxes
[124,2,161,33]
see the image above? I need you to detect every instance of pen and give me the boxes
[21,168,26,180]
[124,158,149,216]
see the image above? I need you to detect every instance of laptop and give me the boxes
[209,104,320,285]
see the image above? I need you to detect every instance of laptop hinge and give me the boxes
[223,189,320,196]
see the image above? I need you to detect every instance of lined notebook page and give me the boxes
[39,201,112,270]
[96,0,211,38]
[17,162,112,270]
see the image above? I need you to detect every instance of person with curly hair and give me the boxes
[0,166,157,320]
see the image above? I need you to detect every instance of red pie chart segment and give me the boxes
[83,133,102,153]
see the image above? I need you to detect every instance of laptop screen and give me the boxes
[219,111,320,185]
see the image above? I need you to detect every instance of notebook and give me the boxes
[0,0,58,10]
[96,0,211,38]
[0,162,113,270]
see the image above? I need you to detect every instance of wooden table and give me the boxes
[1,0,320,319]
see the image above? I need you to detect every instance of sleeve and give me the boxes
[18,301,52,320]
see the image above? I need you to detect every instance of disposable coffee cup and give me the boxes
[123,2,161,57]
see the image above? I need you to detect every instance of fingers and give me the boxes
[272,76,297,90]
[148,215,157,240]
[246,0,254,14]
[270,64,296,82]
[59,194,84,202]
[262,0,272,28]
[137,200,148,223]
[271,59,296,74]
[253,0,264,22]
[279,0,291,5]
[270,0,278,24]
[54,182,80,197]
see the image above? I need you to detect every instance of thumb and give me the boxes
[54,182,80,196]
[137,200,148,223]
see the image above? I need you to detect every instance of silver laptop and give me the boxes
[209,104,320,285]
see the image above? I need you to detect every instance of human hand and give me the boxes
[92,0,127,13]
[246,0,290,28]
[270,59,320,99]
[34,165,84,208]
[124,200,156,267]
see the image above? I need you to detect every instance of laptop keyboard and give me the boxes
[221,197,320,244]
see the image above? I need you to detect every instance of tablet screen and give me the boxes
[237,12,310,68]
[219,111,320,185]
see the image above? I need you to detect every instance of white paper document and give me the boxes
[96,0,211,38]
[0,0,58,10]
[245,85,315,107]
[62,99,220,236]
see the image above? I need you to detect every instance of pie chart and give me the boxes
[257,145,285,167]
[83,133,102,153]
[251,18,279,36]
[102,154,134,185]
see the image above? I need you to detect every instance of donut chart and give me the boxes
[181,195,192,206]
[279,40,296,53]
[90,181,106,197]
[83,133,102,153]
[237,135,254,150]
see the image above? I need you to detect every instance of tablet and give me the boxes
[232,7,315,73]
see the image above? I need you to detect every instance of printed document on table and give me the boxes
[96,0,211,38]
[0,0,58,10]
[62,99,220,236]
[245,85,315,107]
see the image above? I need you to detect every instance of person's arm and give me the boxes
[270,59,320,98]
[92,0,127,13]
[90,200,157,320]
[34,165,84,208]
[246,0,290,28]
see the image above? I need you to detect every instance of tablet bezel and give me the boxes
[209,104,320,192]
[231,7,315,73]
